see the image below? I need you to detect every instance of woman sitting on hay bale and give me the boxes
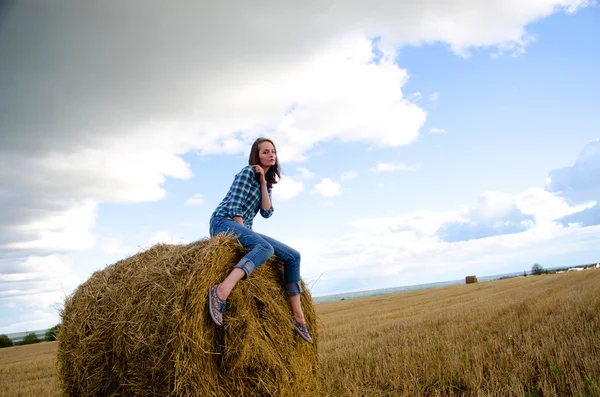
[208,137,313,344]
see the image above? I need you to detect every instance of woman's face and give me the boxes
[258,141,276,167]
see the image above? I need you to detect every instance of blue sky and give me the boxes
[1,1,599,334]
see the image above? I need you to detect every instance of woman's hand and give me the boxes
[252,165,266,185]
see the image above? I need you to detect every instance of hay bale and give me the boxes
[465,275,478,284]
[57,234,320,397]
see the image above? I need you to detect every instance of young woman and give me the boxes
[208,137,313,344]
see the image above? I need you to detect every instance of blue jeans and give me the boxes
[209,215,302,296]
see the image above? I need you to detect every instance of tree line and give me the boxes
[0,324,59,348]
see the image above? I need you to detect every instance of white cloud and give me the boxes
[409,92,423,102]
[185,193,205,206]
[149,231,186,245]
[2,200,97,252]
[430,92,441,104]
[98,237,131,256]
[370,162,420,172]
[315,178,342,197]
[514,187,595,225]
[299,192,600,296]
[0,0,594,329]
[272,167,320,201]
[0,254,83,333]
[340,171,358,181]
[429,127,446,134]
[296,167,315,180]
[1,0,590,257]
[437,189,595,242]
[273,176,305,201]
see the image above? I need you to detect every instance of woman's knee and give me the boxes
[289,248,301,265]
[259,241,275,258]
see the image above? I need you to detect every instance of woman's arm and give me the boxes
[252,165,274,218]
[226,167,254,224]
[260,182,271,211]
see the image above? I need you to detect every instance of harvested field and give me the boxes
[2,267,599,396]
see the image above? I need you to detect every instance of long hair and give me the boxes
[248,137,281,189]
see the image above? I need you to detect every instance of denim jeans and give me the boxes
[209,215,302,296]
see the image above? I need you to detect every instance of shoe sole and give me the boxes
[208,286,223,326]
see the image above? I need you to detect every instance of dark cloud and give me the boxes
[547,139,600,226]
[558,205,600,227]
[439,210,534,242]
[438,195,535,242]
[0,0,593,309]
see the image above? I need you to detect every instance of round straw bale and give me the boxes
[465,275,478,284]
[57,234,320,397]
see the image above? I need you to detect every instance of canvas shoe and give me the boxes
[291,317,313,344]
[208,285,230,326]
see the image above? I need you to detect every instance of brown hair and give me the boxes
[248,137,281,188]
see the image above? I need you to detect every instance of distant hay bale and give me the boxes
[465,275,478,284]
[57,234,320,397]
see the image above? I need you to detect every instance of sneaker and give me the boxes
[291,317,313,344]
[208,285,230,326]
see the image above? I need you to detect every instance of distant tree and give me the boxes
[523,271,527,277]
[531,263,545,275]
[45,324,60,342]
[21,332,40,345]
[0,334,13,348]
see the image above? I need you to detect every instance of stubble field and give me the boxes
[1,270,598,396]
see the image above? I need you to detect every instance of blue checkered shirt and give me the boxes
[212,166,274,229]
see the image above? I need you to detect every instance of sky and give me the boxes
[1,0,599,334]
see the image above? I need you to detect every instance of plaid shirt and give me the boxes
[212,165,274,229]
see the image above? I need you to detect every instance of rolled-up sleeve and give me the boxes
[227,167,253,218]
[260,187,274,218]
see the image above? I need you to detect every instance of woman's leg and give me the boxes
[255,233,306,324]
[217,268,246,301]
[210,216,274,300]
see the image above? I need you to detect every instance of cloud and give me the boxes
[299,213,600,296]
[297,176,600,293]
[149,231,186,245]
[437,186,596,242]
[544,139,600,226]
[272,166,320,201]
[0,254,81,332]
[340,171,358,181]
[273,176,305,201]
[370,162,420,172]
[1,0,589,258]
[96,236,132,256]
[296,167,315,180]
[315,178,342,197]
[546,139,600,201]
[0,147,192,257]
[0,200,97,254]
[185,193,205,206]
[513,187,594,226]
[0,0,594,327]
[409,92,423,102]
[430,92,441,104]
[439,192,535,242]
[558,206,600,227]
[429,127,446,134]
